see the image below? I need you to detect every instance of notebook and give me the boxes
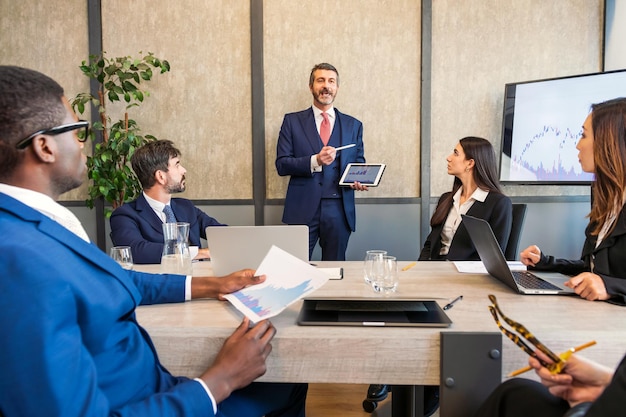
[461,214,575,295]
[297,297,452,327]
[205,225,309,276]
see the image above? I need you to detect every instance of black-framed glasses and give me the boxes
[488,294,566,373]
[16,120,90,149]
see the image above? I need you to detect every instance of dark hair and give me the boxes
[0,66,65,180]
[430,136,502,226]
[309,63,339,87]
[588,97,626,236]
[131,139,181,189]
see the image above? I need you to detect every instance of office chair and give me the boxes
[504,203,527,261]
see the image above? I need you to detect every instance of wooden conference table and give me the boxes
[135,261,626,416]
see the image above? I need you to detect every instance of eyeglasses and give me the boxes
[488,294,566,373]
[16,120,90,149]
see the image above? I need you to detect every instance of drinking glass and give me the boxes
[371,255,398,295]
[110,246,133,270]
[363,250,387,284]
[161,222,192,275]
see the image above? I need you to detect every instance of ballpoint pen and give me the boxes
[507,340,597,377]
[443,295,463,310]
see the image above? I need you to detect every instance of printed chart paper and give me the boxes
[224,245,329,322]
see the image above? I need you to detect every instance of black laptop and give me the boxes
[461,214,575,295]
[297,297,452,327]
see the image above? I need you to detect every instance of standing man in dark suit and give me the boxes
[276,63,367,261]
[110,140,225,264]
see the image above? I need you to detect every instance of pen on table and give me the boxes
[334,143,356,151]
[507,340,597,377]
[402,261,417,271]
[443,295,463,310]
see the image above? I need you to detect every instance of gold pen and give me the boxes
[402,261,417,271]
[507,340,597,377]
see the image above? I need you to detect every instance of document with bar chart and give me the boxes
[223,245,329,322]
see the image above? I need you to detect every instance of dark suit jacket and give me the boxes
[532,203,626,305]
[0,193,212,416]
[275,107,365,231]
[419,191,512,261]
[110,194,224,264]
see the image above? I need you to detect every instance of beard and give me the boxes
[165,176,186,194]
[53,175,84,197]
[313,88,335,106]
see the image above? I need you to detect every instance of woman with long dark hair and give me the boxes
[419,136,512,261]
[476,97,626,417]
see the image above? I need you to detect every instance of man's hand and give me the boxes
[316,146,336,166]
[200,318,275,403]
[350,181,369,191]
[191,269,266,299]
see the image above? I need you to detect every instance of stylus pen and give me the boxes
[334,143,356,151]
[507,340,597,377]
[443,295,463,310]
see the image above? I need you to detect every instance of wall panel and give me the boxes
[430,0,603,197]
[101,0,252,200]
[0,0,90,201]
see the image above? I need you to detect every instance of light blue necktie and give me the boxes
[162,204,177,223]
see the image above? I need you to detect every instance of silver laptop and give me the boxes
[205,225,309,276]
[461,215,574,295]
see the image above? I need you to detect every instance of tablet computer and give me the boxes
[297,297,452,327]
[338,163,386,186]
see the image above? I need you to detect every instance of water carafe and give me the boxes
[160,222,193,275]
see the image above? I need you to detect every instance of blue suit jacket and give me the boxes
[110,194,224,264]
[419,191,512,261]
[0,193,212,416]
[275,107,365,231]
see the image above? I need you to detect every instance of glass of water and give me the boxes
[370,255,398,295]
[110,246,134,270]
[364,250,387,284]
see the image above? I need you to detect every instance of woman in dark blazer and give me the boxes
[476,98,626,417]
[419,136,512,261]
[520,98,626,306]
[372,137,512,417]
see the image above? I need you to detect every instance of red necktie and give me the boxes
[320,112,330,145]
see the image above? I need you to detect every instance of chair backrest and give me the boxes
[504,203,527,261]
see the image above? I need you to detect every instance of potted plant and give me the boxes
[71,51,171,216]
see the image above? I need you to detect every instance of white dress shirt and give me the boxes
[310,106,336,172]
[439,187,489,256]
[0,183,90,242]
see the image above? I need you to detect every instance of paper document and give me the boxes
[319,267,343,280]
[453,261,526,274]
[223,245,329,322]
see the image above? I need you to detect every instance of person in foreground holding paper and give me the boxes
[0,66,306,416]
[276,62,367,261]
[519,98,626,305]
[419,136,512,261]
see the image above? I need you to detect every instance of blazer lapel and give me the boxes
[136,194,165,234]
[297,108,323,153]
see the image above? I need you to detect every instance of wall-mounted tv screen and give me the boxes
[499,69,626,184]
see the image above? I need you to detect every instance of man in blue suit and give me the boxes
[110,140,225,264]
[276,63,367,261]
[0,65,306,417]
